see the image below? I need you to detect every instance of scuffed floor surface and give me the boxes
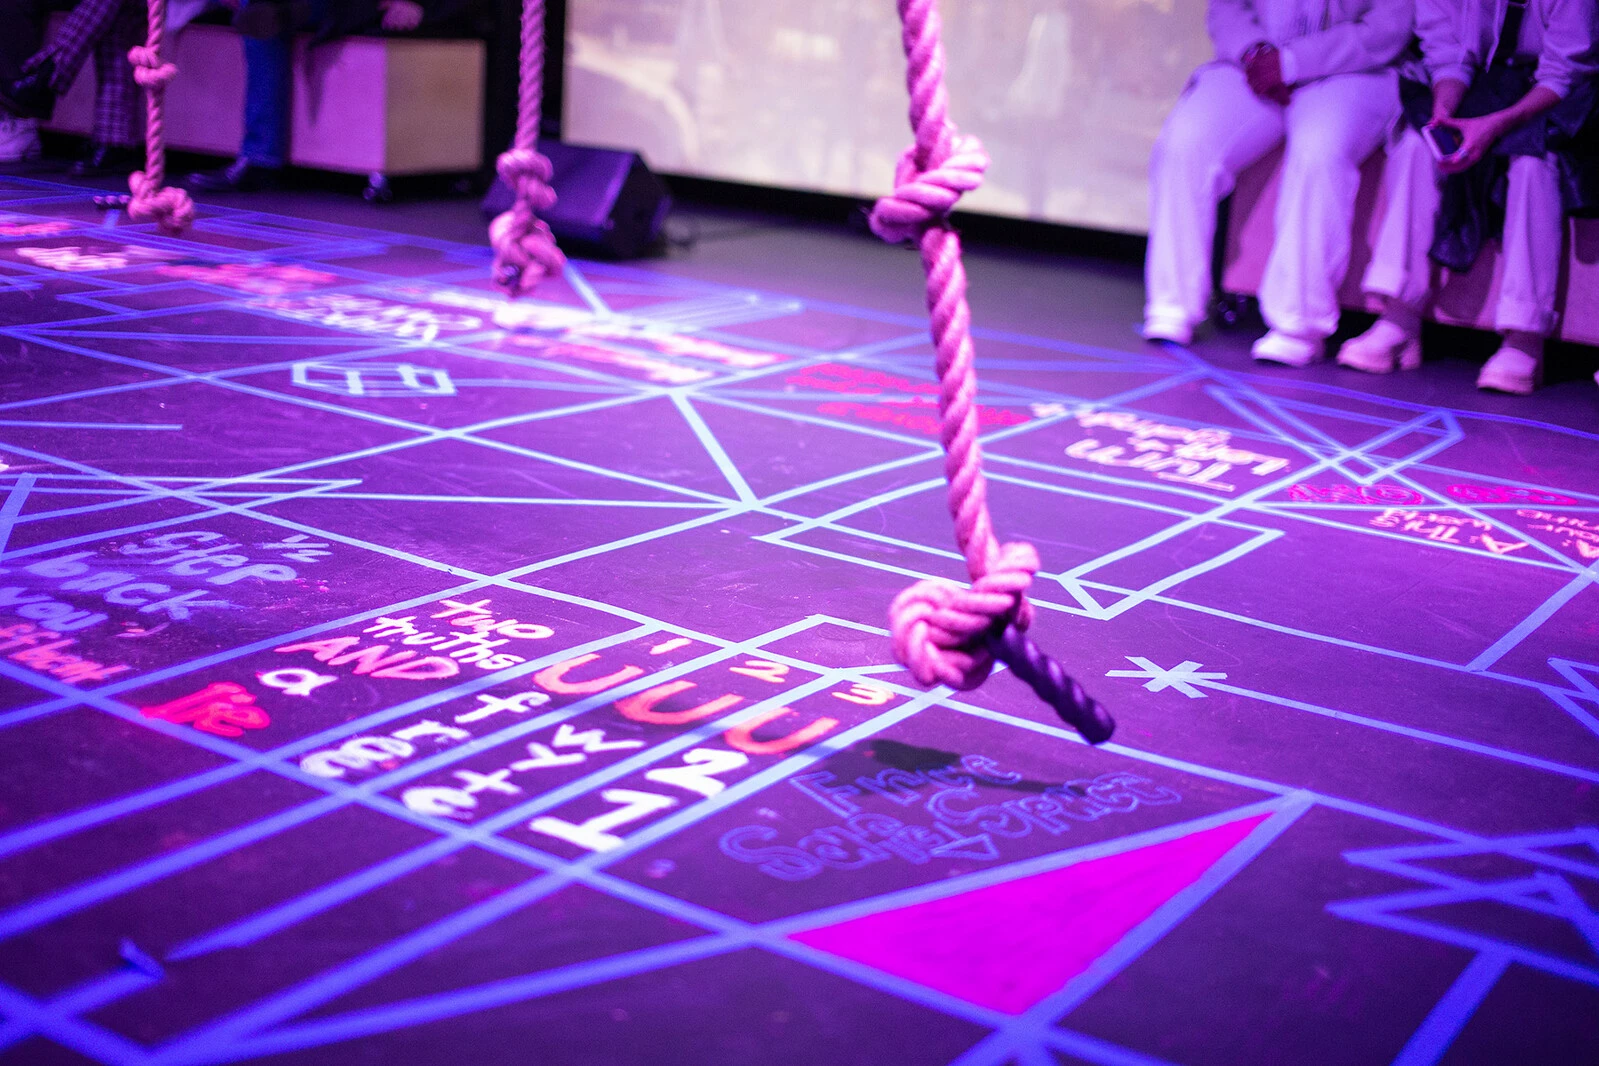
[0,176,1595,1065]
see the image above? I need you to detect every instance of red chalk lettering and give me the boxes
[534,654,644,695]
[1477,535,1529,556]
[528,789,677,852]
[12,639,79,669]
[615,680,743,725]
[276,636,361,661]
[141,682,270,738]
[0,625,57,651]
[723,706,840,756]
[328,644,417,675]
[729,660,790,684]
[53,661,129,683]
[368,657,459,680]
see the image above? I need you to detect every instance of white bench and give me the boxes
[1222,146,1599,347]
[43,22,485,197]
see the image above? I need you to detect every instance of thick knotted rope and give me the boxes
[891,541,1037,689]
[878,0,1112,743]
[489,0,565,296]
[126,0,194,234]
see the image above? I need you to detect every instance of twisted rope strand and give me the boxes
[126,0,194,233]
[877,0,1112,743]
[489,0,565,296]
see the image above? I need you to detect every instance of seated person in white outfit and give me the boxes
[1338,0,1598,394]
[1143,0,1413,366]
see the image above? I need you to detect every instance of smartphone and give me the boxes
[1423,124,1463,161]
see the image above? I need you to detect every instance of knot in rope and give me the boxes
[127,46,176,90]
[868,130,989,244]
[491,147,565,296]
[496,148,557,210]
[888,541,1038,690]
[127,171,194,233]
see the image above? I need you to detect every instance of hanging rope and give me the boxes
[877,0,1113,744]
[489,0,565,296]
[126,0,194,233]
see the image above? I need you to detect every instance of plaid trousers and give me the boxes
[36,0,144,146]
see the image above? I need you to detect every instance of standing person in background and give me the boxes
[1143,0,1413,366]
[0,0,146,173]
[0,0,48,162]
[1338,0,1597,393]
[185,0,476,192]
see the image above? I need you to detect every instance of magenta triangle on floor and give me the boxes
[790,810,1273,1015]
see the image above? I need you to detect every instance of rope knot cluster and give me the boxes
[490,146,566,296]
[868,130,989,245]
[888,541,1038,690]
[127,173,195,233]
[127,45,176,90]
[127,171,194,233]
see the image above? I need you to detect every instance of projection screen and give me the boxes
[563,0,1213,236]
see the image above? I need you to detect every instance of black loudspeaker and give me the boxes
[482,140,671,259]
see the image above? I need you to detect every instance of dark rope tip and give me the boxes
[986,623,1115,745]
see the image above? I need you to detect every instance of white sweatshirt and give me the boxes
[1208,0,1415,83]
[1420,0,1599,99]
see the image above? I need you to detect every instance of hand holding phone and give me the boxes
[1422,123,1464,161]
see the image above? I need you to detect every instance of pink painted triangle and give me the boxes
[791,810,1274,1015]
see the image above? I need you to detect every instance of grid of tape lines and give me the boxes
[0,174,1596,1066]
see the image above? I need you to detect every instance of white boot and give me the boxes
[0,114,40,163]
[1477,332,1544,395]
[1337,301,1423,374]
[1251,330,1325,367]
[1141,311,1193,346]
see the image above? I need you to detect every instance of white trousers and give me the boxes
[1146,63,1399,338]
[1362,127,1563,336]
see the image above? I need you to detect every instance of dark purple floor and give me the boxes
[0,171,1596,1066]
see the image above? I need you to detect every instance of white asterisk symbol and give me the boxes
[1105,656,1228,699]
